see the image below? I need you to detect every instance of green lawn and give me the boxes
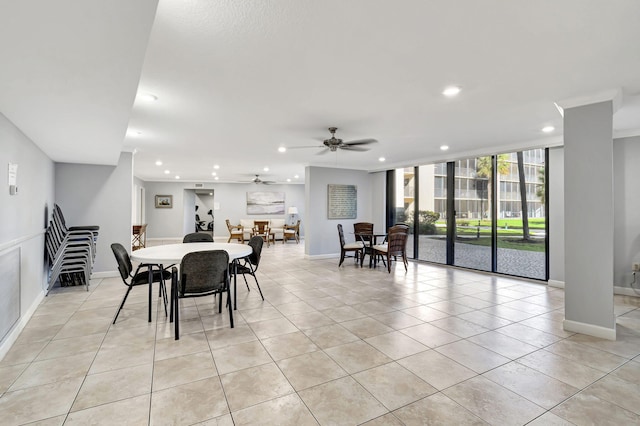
[435,218,546,230]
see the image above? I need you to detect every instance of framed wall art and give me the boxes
[246,191,285,215]
[155,195,173,208]
[327,184,357,219]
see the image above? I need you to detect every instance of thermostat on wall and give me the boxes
[8,163,18,196]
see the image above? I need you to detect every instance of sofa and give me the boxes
[239,218,286,241]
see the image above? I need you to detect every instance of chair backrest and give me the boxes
[337,224,346,247]
[393,223,410,234]
[183,232,213,243]
[226,219,235,232]
[354,222,374,242]
[254,220,269,233]
[247,236,264,268]
[179,250,229,296]
[111,243,132,281]
[386,225,409,256]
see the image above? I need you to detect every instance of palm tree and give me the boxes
[475,155,509,220]
[517,151,530,240]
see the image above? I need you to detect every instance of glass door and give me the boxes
[496,149,547,279]
[453,157,492,272]
[417,163,447,263]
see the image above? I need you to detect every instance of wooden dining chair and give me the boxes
[372,224,410,273]
[226,219,244,243]
[337,224,364,267]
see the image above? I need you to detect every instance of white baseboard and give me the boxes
[0,290,45,361]
[563,319,616,340]
[91,270,119,279]
[614,286,640,297]
[305,253,340,260]
[548,279,565,289]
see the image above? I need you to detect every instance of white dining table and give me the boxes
[130,242,252,321]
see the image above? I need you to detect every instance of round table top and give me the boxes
[130,242,252,265]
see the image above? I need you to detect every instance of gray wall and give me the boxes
[564,101,615,331]
[55,152,133,273]
[142,181,305,239]
[305,166,378,256]
[0,112,55,351]
[548,147,565,283]
[614,136,640,289]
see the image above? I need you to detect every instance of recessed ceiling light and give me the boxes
[214,176,219,180]
[278,147,286,153]
[287,178,291,182]
[542,126,555,133]
[139,93,157,102]
[378,157,386,162]
[213,164,220,169]
[164,170,170,174]
[442,86,461,97]
[440,145,449,151]
[294,175,299,179]
[155,160,162,166]
[263,167,269,172]
[211,172,217,176]
[175,175,180,179]
[209,192,213,196]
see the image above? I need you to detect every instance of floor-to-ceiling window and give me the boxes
[389,149,548,280]
[495,149,546,279]
[417,163,447,264]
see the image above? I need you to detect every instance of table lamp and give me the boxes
[288,206,298,224]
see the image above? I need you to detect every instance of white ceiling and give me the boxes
[2,1,640,184]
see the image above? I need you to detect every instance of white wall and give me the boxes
[142,181,305,239]
[614,136,640,289]
[548,147,564,283]
[305,166,378,256]
[0,112,55,354]
[55,152,133,273]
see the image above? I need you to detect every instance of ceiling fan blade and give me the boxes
[344,138,378,146]
[340,145,370,152]
[287,145,324,150]
[262,181,276,185]
[316,148,330,155]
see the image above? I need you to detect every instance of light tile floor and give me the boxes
[1,243,640,425]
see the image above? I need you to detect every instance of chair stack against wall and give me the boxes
[44,205,100,295]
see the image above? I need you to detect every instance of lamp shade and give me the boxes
[288,207,299,215]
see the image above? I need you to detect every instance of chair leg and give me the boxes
[339,250,346,266]
[174,291,180,341]
[242,272,250,292]
[248,264,264,301]
[387,253,392,273]
[113,286,133,324]
[227,288,234,328]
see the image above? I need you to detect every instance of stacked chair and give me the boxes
[44,204,99,295]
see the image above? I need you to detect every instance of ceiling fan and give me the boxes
[291,127,378,155]
[250,174,275,185]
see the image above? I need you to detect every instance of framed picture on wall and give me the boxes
[155,195,173,208]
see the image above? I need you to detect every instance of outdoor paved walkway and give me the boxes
[409,237,546,280]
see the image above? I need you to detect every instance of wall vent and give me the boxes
[195,183,203,188]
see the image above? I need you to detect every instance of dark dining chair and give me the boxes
[111,243,170,323]
[372,224,410,273]
[170,250,233,340]
[337,224,364,267]
[231,236,265,302]
[354,222,374,267]
[183,232,214,243]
